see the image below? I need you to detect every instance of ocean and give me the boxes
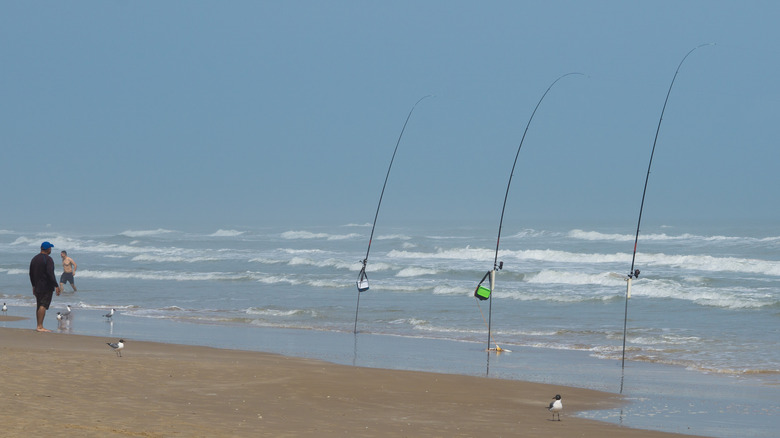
[1,222,778,437]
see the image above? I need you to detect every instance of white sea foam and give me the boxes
[630,279,777,309]
[432,284,468,295]
[524,270,625,286]
[209,229,245,237]
[246,307,315,317]
[376,234,411,240]
[395,267,438,277]
[281,230,361,240]
[389,246,780,276]
[249,257,286,265]
[640,252,780,276]
[569,228,779,244]
[131,254,223,263]
[288,256,365,271]
[281,248,327,254]
[75,269,253,282]
[120,229,175,237]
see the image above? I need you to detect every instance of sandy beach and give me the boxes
[0,325,704,438]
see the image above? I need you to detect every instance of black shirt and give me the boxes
[29,253,58,293]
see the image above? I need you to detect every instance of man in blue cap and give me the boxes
[29,241,61,332]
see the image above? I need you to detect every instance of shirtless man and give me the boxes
[60,250,78,292]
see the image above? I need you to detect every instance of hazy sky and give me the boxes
[2,1,777,231]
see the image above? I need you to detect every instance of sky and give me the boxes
[1,1,778,232]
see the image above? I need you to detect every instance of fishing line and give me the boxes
[620,43,714,377]
[476,72,583,353]
[354,95,432,334]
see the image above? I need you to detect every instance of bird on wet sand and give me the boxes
[107,339,124,357]
[548,394,563,421]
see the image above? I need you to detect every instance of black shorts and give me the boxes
[34,290,54,310]
[60,272,75,284]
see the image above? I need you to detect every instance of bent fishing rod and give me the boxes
[475,72,583,352]
[620,43,714,374]
[354,95,432,334]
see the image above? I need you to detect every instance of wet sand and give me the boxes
[0,327,705,437]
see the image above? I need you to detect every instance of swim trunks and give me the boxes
[60,272,75,285]
[34,290,54,310]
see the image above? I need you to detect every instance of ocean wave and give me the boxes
[524,270,625,286]
[388,247,628,265]
[496,289,619,304]
[131,254,223,263]
[395,267,438,277]
[432,285,469,295]
[376,234,411,241]
[388,317,429,326]
[209,229,245,237]
[287,256,367,271]
[120,229,176,238]
[281,230,361,240]
[245,307,316,317]
[388,246,780,276]
[281,248,328,254]
[10,235,182,257]
[75,269,255,282]
[641,252,780,276]
[249,257,286,265]
[569,228,780,244]
[74,302,137,311]
[505,229,553,239]
[387,246,494,261]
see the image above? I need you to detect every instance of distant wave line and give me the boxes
[388,247,780,276]
[569,229,780,243]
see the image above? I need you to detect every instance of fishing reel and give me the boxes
[497,261,504,270]
[629,269,640,278]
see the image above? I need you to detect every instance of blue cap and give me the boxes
[41,241,54,249]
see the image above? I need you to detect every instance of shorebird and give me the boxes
[56,312,63,321]
[107,339,124,357]
[61,304,72,320]
[548,394,563,421]
[103,308,115,319]
[2,303,7,314]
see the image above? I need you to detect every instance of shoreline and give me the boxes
[0,327,702,437]
[3,306,778,437]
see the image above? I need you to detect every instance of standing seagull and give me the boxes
[61,304,72,320]
[2,303,7,314]
[548,394,563,421]
[103,308,115,319]
[107,339,124,357]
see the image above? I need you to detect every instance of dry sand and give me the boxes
[0,326,705,437]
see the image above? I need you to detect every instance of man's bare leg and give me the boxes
[36,306,51,332]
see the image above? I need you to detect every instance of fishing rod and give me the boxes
[474,72,583,352]
[620,43,714,373]
[354,95,432,334]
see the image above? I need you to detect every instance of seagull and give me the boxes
[56,312,63,321]
[61,304,72,320]
[107,339,124,357]
[2,303,7,314]
[103,308,115,319]
[548,394,563,421]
